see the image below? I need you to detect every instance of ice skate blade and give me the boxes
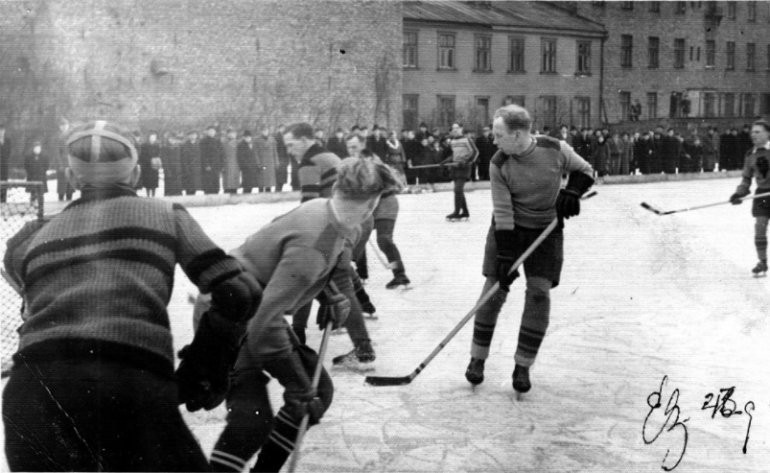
[332,357,376,372]
[331,328,348,336]
[514,391,526,401]
[363,313,379,320]
[752,272,767,278]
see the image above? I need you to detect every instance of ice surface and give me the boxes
[2,178,769,472]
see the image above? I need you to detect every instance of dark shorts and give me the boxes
[752,188,770,218]
[373,194,398,220]
[482,224,564,288]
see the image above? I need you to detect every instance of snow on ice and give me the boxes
[2,177,768,472]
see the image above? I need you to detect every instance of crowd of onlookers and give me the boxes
[0,119,758,203]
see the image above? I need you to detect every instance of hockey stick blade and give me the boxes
[364,374,415,386]
[640,202,664,215]
[582,190,598,200]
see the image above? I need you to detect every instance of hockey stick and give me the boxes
[364,218,559,387]
[286,318,333,473]
[641,191,770,216]
[408,163,457,170]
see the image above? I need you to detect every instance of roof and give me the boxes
[403,1,606,36]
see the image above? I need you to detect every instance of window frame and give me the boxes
[508,36,526,73]
[726,41,736,70]
[646,92,658,120]
[403,30,419,69]
[474,34,493,73]
[675,1,687,14]
[649,1,661,13]
[436,95,456,128]
[727,1,736,19]
[674,38,686,69]
[576,40,592,75]
[402,94,419,130]
[437,32,457,71]
[747,1,756,22]
[540,37,558,73]
[746,43,756,71]
[705,40,715,67]
[621,34,633,68]
[575,96,591,129]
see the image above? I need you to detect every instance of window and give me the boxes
[674,38,685,68]
[726,41,735,70]
[727,1,736,19]
[747,1,756,21]
[474,35,492,72]
[621,35,633,68]
[647,92,658,120]
[539,96,557,129]
[437,95,455,127]
[767,44,770,70]
[576,41,591,75]
[689,46,694,61]
[724,93,735,117]
[704,93,716,117]
[743,93,755,117]
[649,2,660,13]
[619,91,631,121]
[575,97,591,129]
[648,37,659,68]
[541,38,557,73]
[476,97,490,126]
[503,95,525,107]
[438,33,456,70]
[762,93,770,115]
[621,2,633,10]
[676,1,687,14]
[509,36,525,72]
[747,43,756,71]
[402,94,419,130]
[403,31,418,68]
[706,40,715,67]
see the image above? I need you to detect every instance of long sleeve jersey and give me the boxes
[5,186,244,376]
[490,135,594,230]
[298,144,341,202]
[230,198,360,364]
[735,142,770,195]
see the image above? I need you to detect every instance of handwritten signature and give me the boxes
[642,375,755,471]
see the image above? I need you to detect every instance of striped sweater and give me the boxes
[230,198,360,365]
[491,136,594,230]
[736,142,770,195]
[5,186,244,376]
[298,144,341,202]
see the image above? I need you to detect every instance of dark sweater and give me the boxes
[6,186,244,376]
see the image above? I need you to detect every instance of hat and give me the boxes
[66,120,138,186]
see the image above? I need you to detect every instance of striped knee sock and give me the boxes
[755,218,768,262]
[211,449,249,472]
[251,408,300,473]
[514,288,550,367]
[470,289,507,359]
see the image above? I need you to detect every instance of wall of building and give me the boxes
[402,21,603,132]
[0,0,402,164]
[576,1,770,125]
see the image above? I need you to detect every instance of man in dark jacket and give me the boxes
[199,125,224,194]
[720,128,739,171]
[366,125,388,158]
[326,128,347,158]
[237,130,259,193]
[273,125,289,192]
[475,125,497,181]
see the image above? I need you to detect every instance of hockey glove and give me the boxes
[730,192,746,205]
[494,229,520,292]
[556,172,595,220]
[175,310,245,412]
[263,351,326,424]
[316,291,350,330]
[210,268,262,322]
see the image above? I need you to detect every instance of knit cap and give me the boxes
[66,120,138,186]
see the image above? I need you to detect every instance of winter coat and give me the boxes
[366,136,388,160]
[24,151,50,192]
[621,138,633,175]
[199,136,224,194]
[326,137,347,159]
[702,134,719,171]
[180,140,202,193]
[592,140,610,176]
[607,138,624,175]
[222,138,240,191]
[237,140,259,190]
[161,142,183,196]
[255,135,279,189]
[139,142,161,189]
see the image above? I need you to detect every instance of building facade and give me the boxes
[574,1,770,125]
[402,1,606,132]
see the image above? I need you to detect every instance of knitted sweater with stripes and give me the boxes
[298,144,341,203]
[5,186,244,376]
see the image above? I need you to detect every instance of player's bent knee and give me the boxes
[526,277,551,302]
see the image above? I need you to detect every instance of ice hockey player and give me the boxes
[2,120,262,472]
[346,134,411,289]
[464,105,594,394]
[442,123,479,221]
[207,157,401,472]
[284,123,378,363]
[729,119,770,276]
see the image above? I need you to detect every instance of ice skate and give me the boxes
[361,300,378,320]
[465,357,485,386]
[752,260,767,277]
[512,364,531,399]
[332,340,376,371]
[385,274,411,289]
[446,211,462,222]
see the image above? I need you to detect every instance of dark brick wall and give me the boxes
[0,0,402,165]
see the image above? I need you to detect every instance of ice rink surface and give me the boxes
[2,177,769,472]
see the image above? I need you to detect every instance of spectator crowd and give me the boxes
[0,119,759,202]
